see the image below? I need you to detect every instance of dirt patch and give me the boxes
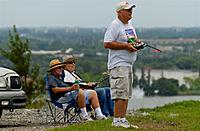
[0,109,66,131]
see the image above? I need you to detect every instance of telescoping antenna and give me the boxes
[133,42,162,52]
[144,44,162,52]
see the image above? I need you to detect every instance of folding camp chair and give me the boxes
[44,75,81,123]
[44,98,80,123]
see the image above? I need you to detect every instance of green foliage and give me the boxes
[184,77,200,90]
[1,27,200,72]
[0,25,31,77]
[178,84,188,91]
[151,78,179,96]
[0,25,44,104]
[132,67,138,88]
[1,27,200,99]
[26,98,45,109]
[139,67,149,89]
[30,64,40,80]
[138,68,180,96]
[175,56,193,69]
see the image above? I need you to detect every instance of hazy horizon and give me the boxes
[1,0,200,28]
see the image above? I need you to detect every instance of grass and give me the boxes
[47,100,200,131]
[178,90,200,95]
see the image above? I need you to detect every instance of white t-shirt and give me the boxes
[63,70,82,83]
[104,18,137,70]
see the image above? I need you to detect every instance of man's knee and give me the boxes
[91,90,98,97]
[79,89,84,93]
[78,89,85,98]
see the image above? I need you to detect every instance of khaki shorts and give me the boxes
[109,66,133,100]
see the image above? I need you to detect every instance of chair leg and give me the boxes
[45,100,81,124]
[65,106,80,123]
[47,101,56,123]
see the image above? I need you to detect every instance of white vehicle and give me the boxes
[0,67,26,118]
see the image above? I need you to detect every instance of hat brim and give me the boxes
[124,4,136,10]
[48,64,65,72]
[116,4,136,12]
[63,57,77,64]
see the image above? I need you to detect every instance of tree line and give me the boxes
[0,26,200,105]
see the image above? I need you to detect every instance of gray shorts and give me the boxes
[109,66,133,100]
[57,90,79,104]
[83,89,91,105]
[57,89,90,105]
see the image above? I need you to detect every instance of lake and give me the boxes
[121,69,200,110]
[135,69,199,85]
[128,95,200,110]
[127,69,200,110]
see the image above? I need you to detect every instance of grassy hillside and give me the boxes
[47,100,200,131]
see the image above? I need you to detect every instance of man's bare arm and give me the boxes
[104,41,137,52]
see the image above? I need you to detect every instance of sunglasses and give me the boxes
[67,61,75,64]
[125,8,132,12]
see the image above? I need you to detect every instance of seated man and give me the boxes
[47,59,107,121]
[62,55,114,117]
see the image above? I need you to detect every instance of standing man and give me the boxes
[104,1,140,128]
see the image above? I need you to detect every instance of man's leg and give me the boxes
[110,66,135,128]
[76,89,86,108]
[120,99,128,118]
[75,89,93,121]
[87,90,107,119]
[114,99,122,118]
[88,90,100,108]
[104,87,114,116]
[95,88,110,116]
[114,99,128,118]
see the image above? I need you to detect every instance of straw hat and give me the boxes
[48,59,65,72]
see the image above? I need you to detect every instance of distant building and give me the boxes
[144,38,199,44]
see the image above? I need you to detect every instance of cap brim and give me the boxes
[63,57,77,64]
[124,4,136,9]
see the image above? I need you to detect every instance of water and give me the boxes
[128,69,200,110]
[135,69,199,85]
[128,95,200,110]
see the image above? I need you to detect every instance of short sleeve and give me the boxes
[48,75,58,90]
[104,22,119,42]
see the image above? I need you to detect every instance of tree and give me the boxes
[151,78,179,96]
[0,25,41,103]
[139,67,148,89]
[0,25,31,86]
[141,68,152,96]
[132,67,138,88]
[184,77,200,90]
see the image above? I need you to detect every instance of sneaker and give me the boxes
[112,120,121,127]
[120,120,130,128]
[120,120,139,129]
[80,115,93,122]
[96,115,108,120]
[131,124,139,129]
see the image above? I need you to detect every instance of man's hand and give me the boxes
[126,43,138,52]
[87,82,97,87]
[71,84,79,90]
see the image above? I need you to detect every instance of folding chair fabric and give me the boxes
[44,74,80,123]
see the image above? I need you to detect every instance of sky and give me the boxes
[0,0,200,28]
